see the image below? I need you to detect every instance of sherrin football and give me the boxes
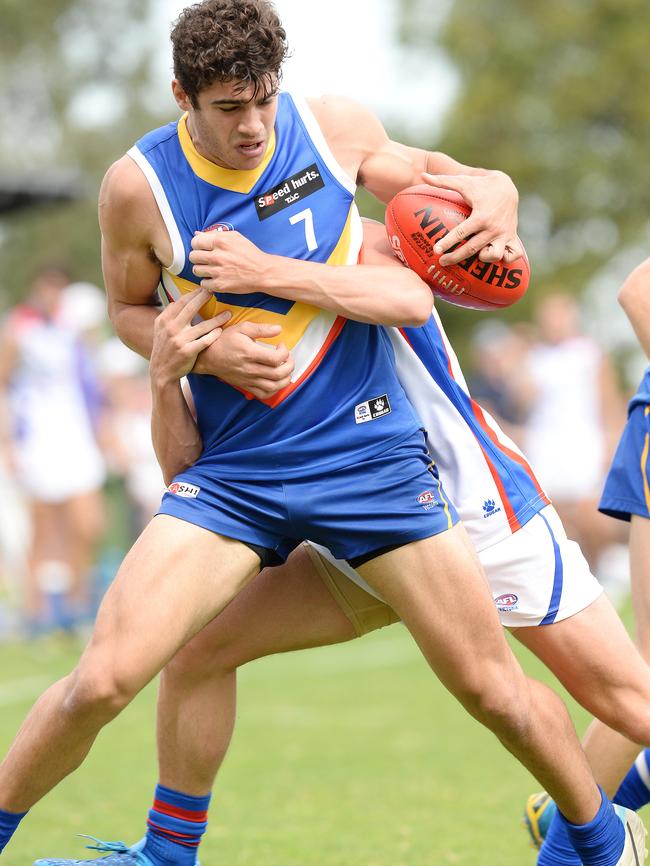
[385,185,529,310]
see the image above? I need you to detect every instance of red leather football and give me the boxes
[385,184,529,310]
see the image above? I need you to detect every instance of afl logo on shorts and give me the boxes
[495,593,519,612]
[204,222,234,232]
[417,490,437,510]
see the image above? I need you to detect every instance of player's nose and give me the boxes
[237,109,266,138]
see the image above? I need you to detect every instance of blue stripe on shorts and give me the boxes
[538,511,564,625]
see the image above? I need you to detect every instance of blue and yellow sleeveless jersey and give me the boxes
[599,366,650,521]
[128,92,421,478]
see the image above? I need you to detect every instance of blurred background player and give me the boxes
[97,337,165,538]
[523,292,626,577]
[467,318,532,443]
[0,265,107,635]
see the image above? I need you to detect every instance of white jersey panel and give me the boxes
[386,307,549,551]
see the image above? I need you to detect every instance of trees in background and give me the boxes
[397,0,650,343]
[3,1,649,319]
[0,0,168,301]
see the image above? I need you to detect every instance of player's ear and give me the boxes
[172,80,192,112]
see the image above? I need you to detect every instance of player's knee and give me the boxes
[607,699,650,746]
[63,663,136,722]
[459,672,530,738]
[164,631,240,685]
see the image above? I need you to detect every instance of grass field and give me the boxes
[0,622,597,866]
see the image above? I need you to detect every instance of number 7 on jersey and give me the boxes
[289,208,318,252]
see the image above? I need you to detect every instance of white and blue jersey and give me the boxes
[313,310,601,627]
[128,92,422,479]
[391,308,550,552]
[600,367,650,522]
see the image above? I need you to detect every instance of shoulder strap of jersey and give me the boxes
[286,93,357,196]
[127,143,186,276]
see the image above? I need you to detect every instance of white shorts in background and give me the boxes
[308,505,603,630]
[14,429,106,503]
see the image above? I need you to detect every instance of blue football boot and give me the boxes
[523,791,557,849]
[34,836,199,866]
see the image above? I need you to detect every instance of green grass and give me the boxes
[0,624,595,866]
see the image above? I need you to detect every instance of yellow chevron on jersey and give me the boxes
[177,113,277,193]
[159,202,360,355]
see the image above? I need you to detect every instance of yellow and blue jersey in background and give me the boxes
[128,92,422,478]
[600,367,650,521]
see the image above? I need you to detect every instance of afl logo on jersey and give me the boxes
[495,593,519,612]
[204,222,234,232]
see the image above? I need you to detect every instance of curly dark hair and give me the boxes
[171,0,289,106]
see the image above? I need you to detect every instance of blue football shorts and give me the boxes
[600,403,650,522]
[157,430,458,567]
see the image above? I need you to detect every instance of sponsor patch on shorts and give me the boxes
[354,394,392,424]
[494,592,519,612]
[167,482,201,499]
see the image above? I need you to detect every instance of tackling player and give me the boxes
[0,3,642,865]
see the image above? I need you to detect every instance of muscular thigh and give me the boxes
[512,593,650,724]
[81,515,261,691]
[168,543,364,674]
[356,524,519,696]
[630,515,650,657]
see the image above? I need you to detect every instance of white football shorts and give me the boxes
[308,505,603,630]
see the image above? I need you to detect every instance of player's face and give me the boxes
[31,272,67,318]
[174,78,278,171]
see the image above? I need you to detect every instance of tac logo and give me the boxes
[482,498,502,518]
[495,593,519,612]
[204,222,234,232]
[167,482,201,499]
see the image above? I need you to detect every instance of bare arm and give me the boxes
[190,228,433,327]
[310,95,521,266]
[149,289,224,484]
[618,257,650,360]
[99,155,294,399]
[99,157,167,359]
